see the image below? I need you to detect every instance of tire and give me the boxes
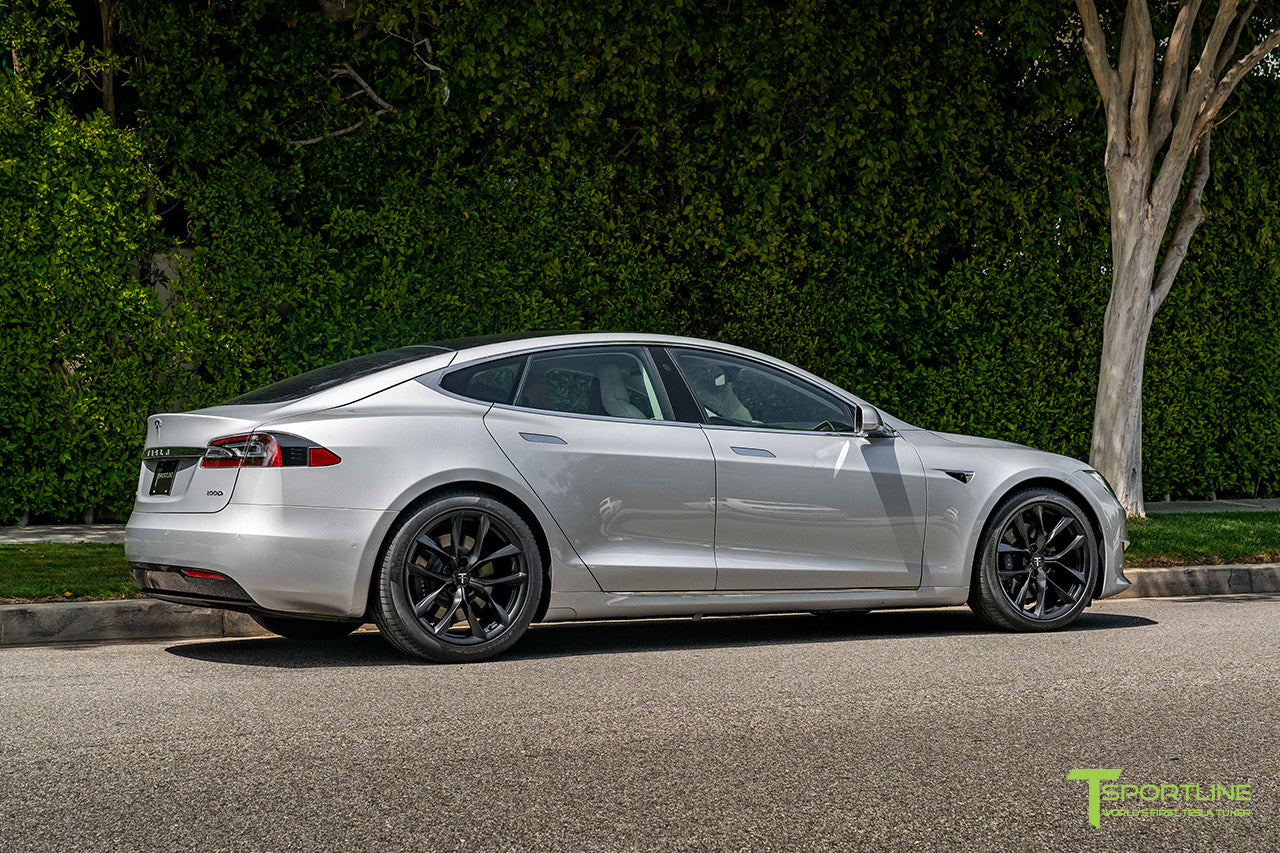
[968,487,1099,632]
[371,492,543,663]
[251,613,363,640]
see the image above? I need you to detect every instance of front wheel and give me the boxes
[371,492,543,663]
[969,488,1099,631]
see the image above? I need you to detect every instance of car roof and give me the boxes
[437,331,767,362]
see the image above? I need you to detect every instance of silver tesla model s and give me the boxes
[126,332,1129,662]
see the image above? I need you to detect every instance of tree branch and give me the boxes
[1151,0,1202,151]
[1152,131,1212,309]
[285,63,399,147]
[286,119,369,147]
[1216,2,1257,77]
[330,62,397,113]
[1125,0,1156,156]
[1196,24,1280,138]
[1076,0,1120,110]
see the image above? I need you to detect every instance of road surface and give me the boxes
[2,595,1277,851]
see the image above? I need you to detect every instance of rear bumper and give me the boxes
[125,504,396,618]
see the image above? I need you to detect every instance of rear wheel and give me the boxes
[969,488,1099,631]
[251,613,363,640]
[372,492,542,663]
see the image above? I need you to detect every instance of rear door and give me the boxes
[478,346,717,592]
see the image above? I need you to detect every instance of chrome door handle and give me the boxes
[730,446,775,458]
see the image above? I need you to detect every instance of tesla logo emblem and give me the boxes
[153,418,162,436]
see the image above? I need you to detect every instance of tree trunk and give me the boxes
[1090,273,1154,518]
[100,1,116,123]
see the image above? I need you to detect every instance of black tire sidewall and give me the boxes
[374,493,543,663]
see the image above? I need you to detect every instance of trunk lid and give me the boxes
[133,409,268,513]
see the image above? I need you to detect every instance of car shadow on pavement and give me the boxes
[164,607,1156,668]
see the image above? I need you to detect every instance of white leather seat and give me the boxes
[595,364,646,419]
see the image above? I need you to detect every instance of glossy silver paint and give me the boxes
[125,332,1130,623]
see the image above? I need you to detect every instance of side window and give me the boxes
[440,356,527,404]
[669,348,855,432]
[514,347,670,421]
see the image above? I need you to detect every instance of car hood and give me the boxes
[903,430,1086,475]
[926,431,1033,452]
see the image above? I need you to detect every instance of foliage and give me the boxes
[0,0,1277,522]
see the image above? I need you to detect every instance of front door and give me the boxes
[666,347,927,590]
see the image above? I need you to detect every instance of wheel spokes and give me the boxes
[1045,516,1074,546]
[477,543,521,566]
[432,588,465,635]
[1046,534,1085,561]
[1046,575,1078,606]
[473,571,526,587]
[415,534,455,566]
[460,592,490,640]
[413,583,449,616]
[407,559,449,581]
[478,589,512,627]
[468,516,491,568]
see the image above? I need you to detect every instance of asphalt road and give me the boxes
[2,596,1278,852]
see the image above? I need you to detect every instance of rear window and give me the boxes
[224,346,448,405]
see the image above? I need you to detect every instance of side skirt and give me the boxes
[540,586,970,622]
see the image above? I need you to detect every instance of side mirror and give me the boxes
[855,404,894,437]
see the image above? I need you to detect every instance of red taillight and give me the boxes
[180,569,227,580]
[201,433,280,468]
[201,433,340,468]
[309,446,342,467]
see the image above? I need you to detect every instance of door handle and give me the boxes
[519,432,567,445]
[730,446,775,458]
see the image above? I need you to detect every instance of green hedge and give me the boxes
[1,0,1278,522]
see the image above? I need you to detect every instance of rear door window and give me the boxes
[513,347,671,421]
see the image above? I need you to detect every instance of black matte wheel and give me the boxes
[251,613,363,640]
[371,492,542,663]
[969,488,1099,631]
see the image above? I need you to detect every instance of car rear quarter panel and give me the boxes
[235,379,602,615]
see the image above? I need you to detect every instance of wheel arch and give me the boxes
[371,480,555,623]
[969,476,1107,601]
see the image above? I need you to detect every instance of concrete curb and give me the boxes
[1,563,1277,648]
[1118,563,1280,598]
[0,599,265,647]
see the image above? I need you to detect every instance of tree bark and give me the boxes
[100,0,117,123]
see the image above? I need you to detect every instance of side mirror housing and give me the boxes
[855,404,894,437]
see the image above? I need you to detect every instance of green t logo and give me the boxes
[1067,768,1124,827]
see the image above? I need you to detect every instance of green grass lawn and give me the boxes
[1124,512,1280,567]
[0,544,138,603]
[1,511,1278,601]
